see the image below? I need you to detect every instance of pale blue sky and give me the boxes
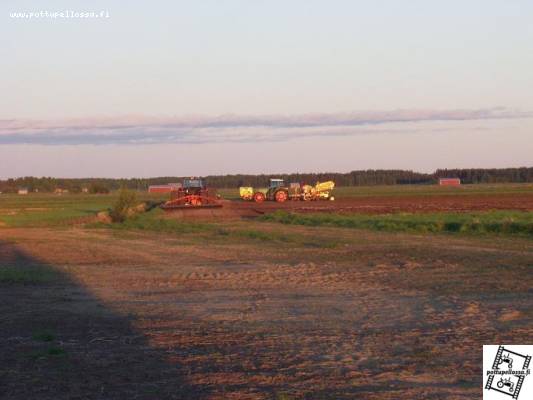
[1,1,532,177]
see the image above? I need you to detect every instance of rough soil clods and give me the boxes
[164,193,533,220]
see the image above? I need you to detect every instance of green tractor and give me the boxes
[240,179,290,203]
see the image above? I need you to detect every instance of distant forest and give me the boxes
[1,168,532,193]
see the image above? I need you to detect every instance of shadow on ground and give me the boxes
[0,240,208,400]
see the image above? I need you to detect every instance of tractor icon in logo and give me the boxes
[497,353,514,370]
[497,377,515,393]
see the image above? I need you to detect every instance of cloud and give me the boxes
[0,107,529,145]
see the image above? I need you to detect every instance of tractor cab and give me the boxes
[182,178,205,196]
[269,179,285,189]
[183,178,205,190]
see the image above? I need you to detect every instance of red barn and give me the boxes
[439,178,461,186]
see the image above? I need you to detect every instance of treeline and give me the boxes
[0,167,532,193]
[434,168,533,184]
[204,170,432,188]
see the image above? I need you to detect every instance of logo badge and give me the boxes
[484,345,532,399]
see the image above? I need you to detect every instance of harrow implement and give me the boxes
[161,178,222,210]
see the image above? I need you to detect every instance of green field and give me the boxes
[1,183,532,232]
[0,193,166,227]
[331,182,533,197]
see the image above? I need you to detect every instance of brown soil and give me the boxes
[236,193,533,214]
[1,226,531,399]
[163,200,261,220]
[163,193,533,220]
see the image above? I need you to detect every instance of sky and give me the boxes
[1,0,532,178]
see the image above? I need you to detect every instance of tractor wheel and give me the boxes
[253,192,266,203]
[275,190,288,203]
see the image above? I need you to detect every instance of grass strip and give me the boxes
[259,210,533,237]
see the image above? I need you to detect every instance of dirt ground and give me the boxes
[1,222,532,399]
[160,193,533,221]
[234,193,533,215]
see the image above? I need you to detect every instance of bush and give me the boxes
[109,188,137,223]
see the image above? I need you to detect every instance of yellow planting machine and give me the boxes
[239,179,335,203]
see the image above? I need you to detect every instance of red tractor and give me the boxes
[160,178,222,210]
